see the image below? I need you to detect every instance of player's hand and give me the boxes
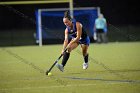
[61,46,69,55]
[61,48,67,55]
[61,50,65,55]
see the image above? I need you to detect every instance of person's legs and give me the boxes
[97,29,104,43]
[81,44,89,69]
[102,32,108,43]
[97,33,101,43]
[100,33,104,43]
[56,42,79,72]
[62,42,79,67]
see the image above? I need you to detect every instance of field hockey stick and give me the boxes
[46,48,67,75]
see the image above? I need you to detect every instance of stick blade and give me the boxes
[46,70,50,75]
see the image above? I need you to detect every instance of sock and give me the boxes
[62,52,70,67]
[84,54,88,63]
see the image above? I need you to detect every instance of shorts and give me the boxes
[96,29,104,33]
[79,36,90,45]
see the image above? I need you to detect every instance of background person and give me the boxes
[94,13,108,43]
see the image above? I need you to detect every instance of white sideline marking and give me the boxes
[0,82,129,91]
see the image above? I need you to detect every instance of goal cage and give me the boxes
[35,7,100,46]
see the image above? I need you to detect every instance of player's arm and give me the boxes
[62,28,69,53]
[68,22,82,46]
[104,19,107,32]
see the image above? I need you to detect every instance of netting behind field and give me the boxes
[107,24,140,42]
[35,8,99,44]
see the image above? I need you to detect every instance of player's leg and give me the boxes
[62,42,79,66]
[81,44,89,69]
[56,42,79,72]
[80,36,90,69]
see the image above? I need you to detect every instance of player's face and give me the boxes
[63,18,72,27]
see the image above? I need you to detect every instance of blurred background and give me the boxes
[0,0,139,46]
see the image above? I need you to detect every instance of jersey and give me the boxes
[66,19,90,45]
[95,18,106,29]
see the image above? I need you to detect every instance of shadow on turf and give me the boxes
[62,76,140,84]
[68,69,140,74]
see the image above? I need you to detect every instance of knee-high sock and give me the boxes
[62,52,70,67]
[84,54,88,63]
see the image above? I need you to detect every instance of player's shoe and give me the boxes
[55,63,64,72]
[83,62,88,70]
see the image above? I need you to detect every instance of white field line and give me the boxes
[0,82,129,91]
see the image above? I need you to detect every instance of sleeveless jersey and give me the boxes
[66,19,87,39]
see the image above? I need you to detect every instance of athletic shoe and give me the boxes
[55,63,64,72]
[83,62,88,70]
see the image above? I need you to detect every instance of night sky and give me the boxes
[0,0,139,30]
[74,0,139,25]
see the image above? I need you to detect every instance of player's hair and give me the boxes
[64,11,71,20]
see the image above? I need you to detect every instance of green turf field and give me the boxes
[0,42,140,93]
